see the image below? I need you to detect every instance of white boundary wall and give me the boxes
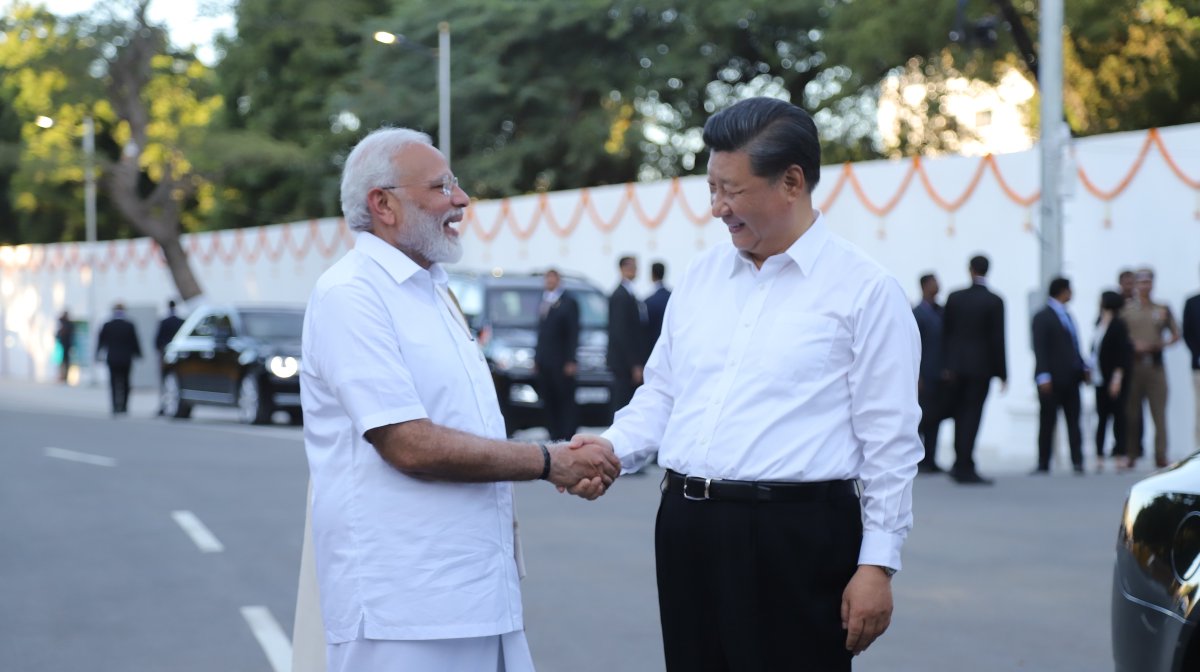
[3,123,1198,467]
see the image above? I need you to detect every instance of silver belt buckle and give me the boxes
[682,475,711,501]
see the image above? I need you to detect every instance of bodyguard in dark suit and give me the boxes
[608,256,648,413]
[1184,283,1200,449]
[95,302,143,415]
[645,261,671,351]
[913,273,945,473]
[1094,291,1132,466]
[154,299,186,415]
[941,255,1007,485]
[535,270,580,441]
[1031,277,1088,474]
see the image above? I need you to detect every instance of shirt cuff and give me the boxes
[1035,373,1051,386]
[858,530,904,572]
[599,426,646,475]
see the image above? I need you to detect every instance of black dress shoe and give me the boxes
[1029,468,1050,476]
[952,471,994,485]
[917,462,943,474]
[1073,465,1085,475]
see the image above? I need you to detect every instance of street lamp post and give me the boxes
[1038,0,1065,292]
[37,114,98,384]
[374,22,451,162]
[83,115,98,386]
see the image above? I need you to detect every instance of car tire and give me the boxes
[237,374,272,425]
[162,372,192,419]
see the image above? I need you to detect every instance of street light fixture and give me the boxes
[373,22,451,162]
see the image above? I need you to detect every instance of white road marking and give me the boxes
[240,606,293,672]
[170,510,225,553]
[44,447,117,467]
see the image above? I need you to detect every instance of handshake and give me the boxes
[544,435,620,501]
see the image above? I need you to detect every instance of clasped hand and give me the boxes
[545,435,620,500]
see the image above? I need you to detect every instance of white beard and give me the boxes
[398,200,463,265]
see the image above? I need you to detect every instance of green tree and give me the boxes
[341,0,861,199]
[0,1,223,300]
[209,0,391,228]
[823,0,1200,147]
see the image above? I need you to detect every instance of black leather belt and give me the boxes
[664,470,858,503]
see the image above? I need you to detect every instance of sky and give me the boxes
[34,0,236,64]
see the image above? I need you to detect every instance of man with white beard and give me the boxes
[298,127,621,671]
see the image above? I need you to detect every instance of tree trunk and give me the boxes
[156,234,203,302]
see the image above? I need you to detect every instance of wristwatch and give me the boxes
[873,565,897,578]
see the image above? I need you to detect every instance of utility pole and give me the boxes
[1038,0,1064,292]
[83,115,98,386]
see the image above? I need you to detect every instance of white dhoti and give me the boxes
[327,630,535,672]
[292,481,533,672]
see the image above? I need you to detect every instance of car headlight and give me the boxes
[268,355,300,379]
[491,345,535,372]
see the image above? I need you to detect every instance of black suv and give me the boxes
[447,271,613,434]
[161,304,305,425]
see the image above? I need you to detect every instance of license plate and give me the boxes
[575,387,609,404]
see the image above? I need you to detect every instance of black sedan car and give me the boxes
[447,271,613,434]
[1113,452,1200,671]
[161,304,304,425]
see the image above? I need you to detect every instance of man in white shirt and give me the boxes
[301,127,621,672]
[572,97,922,670]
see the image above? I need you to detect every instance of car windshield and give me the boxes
[574,289,607,329]
[240,311,304,340]
[486,288,541,328]
[483,287,608,329]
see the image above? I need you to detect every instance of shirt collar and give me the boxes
[1048,297,1068,314]
[354,231,444,286]
[621,279,637,294]
[543,288,564,303]
[728,210,830,278]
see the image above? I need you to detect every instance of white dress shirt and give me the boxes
[602,213,922,571]
[301,232,521,643]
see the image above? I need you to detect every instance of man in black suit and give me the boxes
[913,273,945,473]
[1184,275,1200,450]
[95,302,143,415]
[534,269,580,441]
[607,255,648,414]
[1031,277,1088,474]
[941,255,1007,485]
[645,261,671,352]
[154,299,186,415]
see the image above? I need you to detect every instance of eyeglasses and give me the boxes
[380,174,459,197]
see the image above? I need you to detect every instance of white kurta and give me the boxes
[300,232,524,645]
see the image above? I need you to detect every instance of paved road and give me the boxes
[1,380,1142,671]
[0,406,308,672]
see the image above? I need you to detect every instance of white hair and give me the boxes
[340,127,434,233]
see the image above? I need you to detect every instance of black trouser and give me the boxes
[536,366,578,441]
[1095,382,1128,458]
[917,382,945,466]
[949,376,991,476]
[655,479,861,672]
[1037,382,1083,470]
[108,362,131,414]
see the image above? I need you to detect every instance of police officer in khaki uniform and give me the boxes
[1121,268,1180,468]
